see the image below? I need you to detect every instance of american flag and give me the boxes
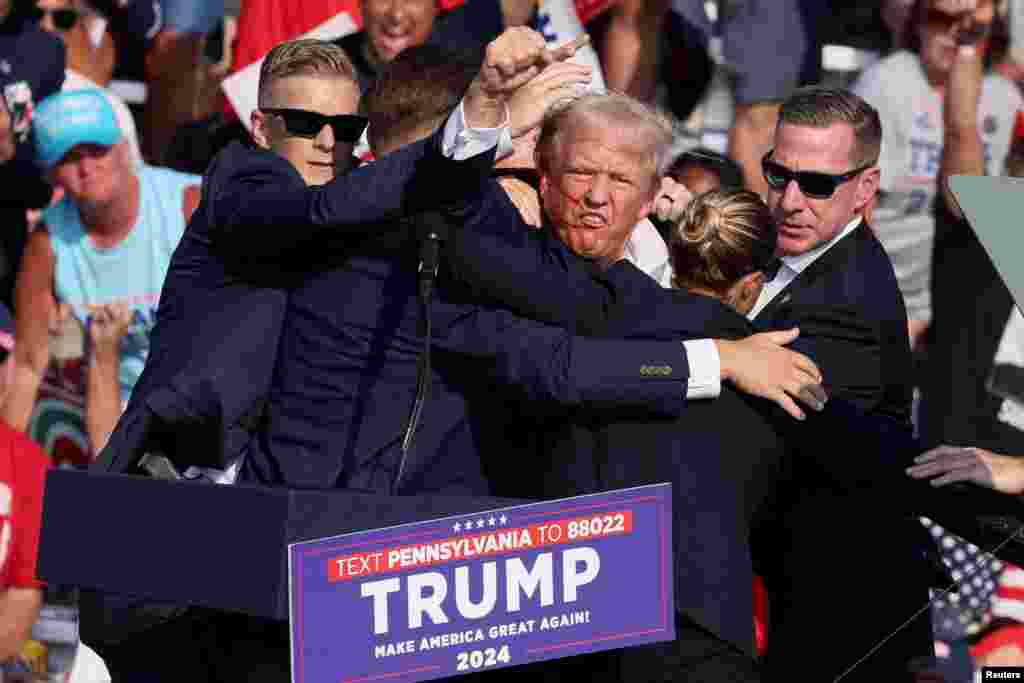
[922,516,1005,640]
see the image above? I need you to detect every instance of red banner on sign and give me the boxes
[328,511,634,582]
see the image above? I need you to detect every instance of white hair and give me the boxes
[535,91,680,184]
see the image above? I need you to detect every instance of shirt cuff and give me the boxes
[442,99,514,162]
[682,338,721,400]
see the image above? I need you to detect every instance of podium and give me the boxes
[38,468,527,621]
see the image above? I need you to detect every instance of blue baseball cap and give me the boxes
[32,89,122,169]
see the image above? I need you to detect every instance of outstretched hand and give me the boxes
[466,29,591,129]
[715,327,828,421]
[907,445,1024,495]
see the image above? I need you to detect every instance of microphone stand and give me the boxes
[393,212,448,494]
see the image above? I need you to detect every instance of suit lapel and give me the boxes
[755,223,868,323]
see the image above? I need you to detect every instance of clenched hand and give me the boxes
[465,29,591,129]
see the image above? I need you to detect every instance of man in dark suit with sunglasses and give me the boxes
[97,33,551,482]
[748,86,934,682]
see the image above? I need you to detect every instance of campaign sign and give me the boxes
[289,484,674,683]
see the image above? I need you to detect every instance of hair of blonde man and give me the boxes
[534,91,677,187]
[777,87,883,169]
[669,189,777,295]
[257,39,358,108]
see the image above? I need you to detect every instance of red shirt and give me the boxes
[0,424,49,590]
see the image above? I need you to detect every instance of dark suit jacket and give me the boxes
[753,222,914,425]
[747,222,917,559]
[243,178,696,494]
[98,129,503,474]
[536,266,781,656]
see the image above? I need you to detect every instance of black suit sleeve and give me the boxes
[211,127,497,262]
[435,305,691,419]
[775,398,919,490]
[773,303,885,414]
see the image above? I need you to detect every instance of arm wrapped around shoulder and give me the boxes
[773,304,887,416]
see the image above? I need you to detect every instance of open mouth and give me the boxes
[778,223,808,237]
[578,213,607,227]
[376,32,412,55]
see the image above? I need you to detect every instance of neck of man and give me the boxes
[81,174,141,250]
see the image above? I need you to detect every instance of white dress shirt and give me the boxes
[442,100,514,162]
[748,216,864,320]
[624,218,675,289]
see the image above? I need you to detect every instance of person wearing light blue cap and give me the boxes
[3,88,201,456]
[32,88,123,169]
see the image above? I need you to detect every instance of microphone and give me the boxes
[394,211,451,493]
[417,212,449,304]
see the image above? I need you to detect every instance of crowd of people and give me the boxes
[3,0,1024,681]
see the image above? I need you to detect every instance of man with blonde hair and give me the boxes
[99,31,546,480]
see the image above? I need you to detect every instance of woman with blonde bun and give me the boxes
[667,188,777,316]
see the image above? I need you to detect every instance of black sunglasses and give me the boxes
[925,7,992,42]
[260,108,367,144]
[761,150,874,200]
[30,6,78,31]
[926,7,968,31]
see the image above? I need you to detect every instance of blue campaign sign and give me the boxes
[289,484,674,683]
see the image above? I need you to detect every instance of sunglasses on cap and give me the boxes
[30,6,79,31]
[260,108,368,144]
[761,150,874,200]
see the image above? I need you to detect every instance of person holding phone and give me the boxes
[852,0,1021,352]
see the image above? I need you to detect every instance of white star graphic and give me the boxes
[453,522,461,532]
[488,516,496,527]
[476,519,485,529]
[465,520,474,531]
[499,514,508,525]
